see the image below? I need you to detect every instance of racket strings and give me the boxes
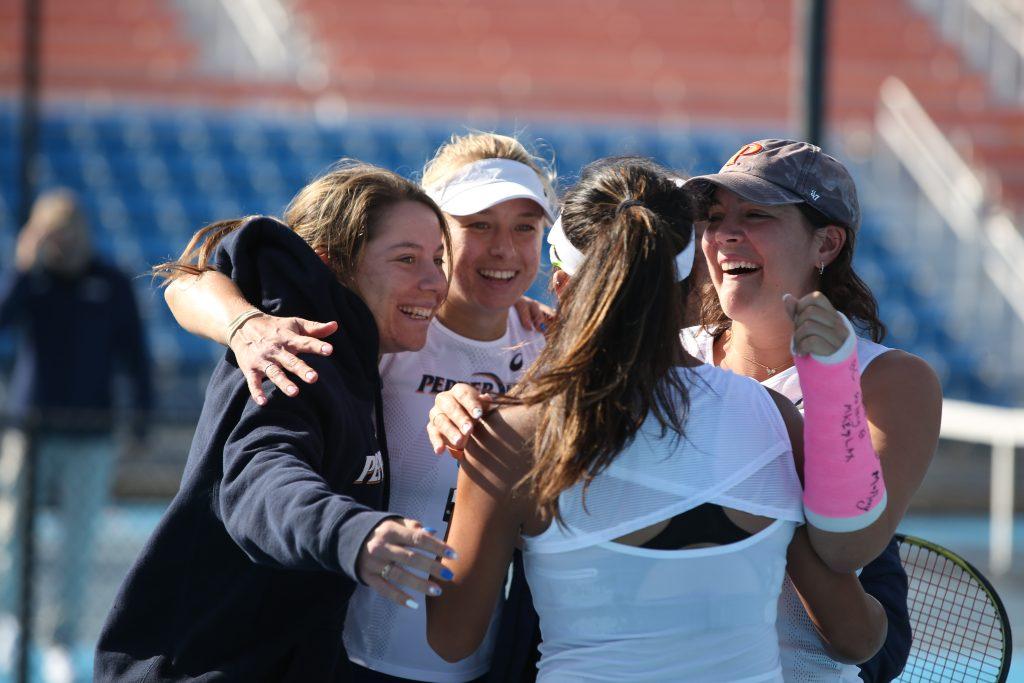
[899,541,1007,682]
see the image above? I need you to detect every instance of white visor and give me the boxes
[426,158,554,221]
[548,214,696,282]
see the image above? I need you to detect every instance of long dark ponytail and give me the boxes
[514,157,698,520]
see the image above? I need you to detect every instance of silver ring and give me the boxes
[380,561,395,581]
[264,364,276,377]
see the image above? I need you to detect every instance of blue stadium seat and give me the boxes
[0,103,1003,405]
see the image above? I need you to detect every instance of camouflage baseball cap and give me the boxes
[685,139,860,231]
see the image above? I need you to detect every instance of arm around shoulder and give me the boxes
[164,269,253,344]
[427,403,537,662]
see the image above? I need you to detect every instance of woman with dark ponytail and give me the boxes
[424,158,886,681]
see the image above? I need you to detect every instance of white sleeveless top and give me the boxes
[680,325,894,682]
[344,314,543,682]
[523,364,804,682]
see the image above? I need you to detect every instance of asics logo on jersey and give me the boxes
[415,372,515,396]
[510,353,523,372]
[354,451,384,485]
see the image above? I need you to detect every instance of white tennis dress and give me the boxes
[523,364,804,682]
[681,325,895,682]
[344,314,543,682]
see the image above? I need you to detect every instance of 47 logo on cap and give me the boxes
[725,142,764,167]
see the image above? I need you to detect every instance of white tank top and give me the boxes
[523,365,804,682]
[344,314,544,682]
[680,325,894,682]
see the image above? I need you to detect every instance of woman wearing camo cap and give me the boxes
[680,139,941,681]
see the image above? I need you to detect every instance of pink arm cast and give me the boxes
[796,314,887,533]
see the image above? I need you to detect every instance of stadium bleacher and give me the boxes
[3,5,1024,681]
[0,0,1020,410]
[0,103,1009,407]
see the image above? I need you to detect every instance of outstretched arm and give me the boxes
[164,270,337,403]
[426,404,536,662]
[221,377,455,608]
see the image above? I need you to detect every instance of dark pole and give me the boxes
[802,0,829,145]
[14,429,37,683]
[15,1,41,682]
[17,0,41,228]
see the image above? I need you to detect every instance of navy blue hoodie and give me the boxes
[95,218,394,682]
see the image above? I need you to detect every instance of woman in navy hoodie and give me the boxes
[95,162,456,682]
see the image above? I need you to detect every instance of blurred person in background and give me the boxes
[162,132,556,682]
[0,189,153,682]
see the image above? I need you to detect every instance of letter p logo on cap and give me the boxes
[725,143,764,167]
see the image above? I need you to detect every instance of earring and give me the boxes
[818,262,825,275]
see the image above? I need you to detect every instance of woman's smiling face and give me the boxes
[352,200,448,354]
[442,197,546,317]
[702,187,822,325]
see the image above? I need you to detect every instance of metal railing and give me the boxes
[873,77,1024,401]
[874,75,1024,573]
[910,0,1024,103]
[941,399,1024,574]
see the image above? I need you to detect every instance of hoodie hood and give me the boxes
[214,216,381,394]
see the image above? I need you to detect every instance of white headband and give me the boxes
[547,214,696,282]
[425,158,555,220]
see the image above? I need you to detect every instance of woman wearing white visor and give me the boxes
[163,132,557,682]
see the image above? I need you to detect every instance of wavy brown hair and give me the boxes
[154,159,451,287]
[513,157,698,520]
[696,193,886,342]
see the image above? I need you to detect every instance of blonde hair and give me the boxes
[27,189,89,239]
[421,132,558,213]
[155,160,451,286]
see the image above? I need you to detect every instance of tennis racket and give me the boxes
[895,533,1013,682]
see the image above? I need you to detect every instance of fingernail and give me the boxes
[405,599,420,610]
[427,585,442,597]
[424,526,437,535]
[305,371,316,381]
[539,322,548,332]
[471,408,483,419]
[461,423,472,434]
[441,568,455,580]
[286,386,298,395]
[256,396,267,406]
[321,344,332,355]
[444,549,458,560]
